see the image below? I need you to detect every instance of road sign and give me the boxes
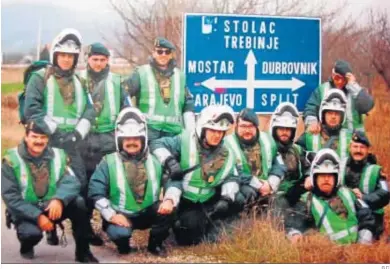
[183,13,321,114]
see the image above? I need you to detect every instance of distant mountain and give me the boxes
[1,2,122,53]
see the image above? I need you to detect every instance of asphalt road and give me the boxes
[1,205,124,264]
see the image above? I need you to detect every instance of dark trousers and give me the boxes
[15,196,91,256]
[103,202,174,248]
[173,194,235,246]
[373,213,384,240]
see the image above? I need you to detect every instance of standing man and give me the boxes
[285,149,376,245]
[151,105,240,246]
[341,131,390,240]
[304,59,374,134]
[78,43,130,245]
[224,108,286,209]
[1,121,98,263]
[297,89,353,161]
[124,37,195,142]
[88,108,178,257]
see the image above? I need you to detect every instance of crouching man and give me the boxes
[151,104,240,246]
[1,121,98,263]
[88,108,178,257]
[285,149,376,245]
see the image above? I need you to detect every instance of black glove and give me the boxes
[164,156,183,181]
[241,185,258,204]
[209,198,230,220]
[60,131,82,149]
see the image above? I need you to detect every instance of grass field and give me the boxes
[1,74,389,263]
[1,82,23,95]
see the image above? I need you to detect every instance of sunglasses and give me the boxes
[155,49,172,55]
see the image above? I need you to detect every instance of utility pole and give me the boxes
[36,16,42,61]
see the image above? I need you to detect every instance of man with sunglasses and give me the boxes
[77,42,131,246]
[123,37,195,143]
[304,60,374,134]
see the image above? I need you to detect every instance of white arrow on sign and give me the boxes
[200,50,306,109]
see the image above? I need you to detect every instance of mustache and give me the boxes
[124,143,140,148]
[33,143,45,147]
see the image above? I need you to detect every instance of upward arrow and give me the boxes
[245,50,257,109]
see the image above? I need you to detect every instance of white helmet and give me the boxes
[195,105,235,139]
[319,89,347,125]
[115,107,148,153]
[269,102,299,140]
[50,28,82,66]
[310,148,341,188]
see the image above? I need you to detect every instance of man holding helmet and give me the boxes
[151,104,240,246]
[285,149,376,245]
[88,107,178,257]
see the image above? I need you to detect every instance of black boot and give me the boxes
[115,238,136,255]
[46,229,59,246]
[20,243,35,260]
[75,251,99,263]
[88,232,104,246]
[147,237,168,258]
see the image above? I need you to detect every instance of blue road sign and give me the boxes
[183,13,321,114]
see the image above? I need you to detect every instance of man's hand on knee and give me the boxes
[110,214,131,228]
[45,199,63,221]
[38,214,54,232]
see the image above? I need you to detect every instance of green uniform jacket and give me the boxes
[24,68,96,137]
[285,188,376,244]
[88,152,181,219]
[1,142,81,223]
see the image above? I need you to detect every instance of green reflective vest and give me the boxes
[180,130,235,203]
[106,152,161,214]
[305,129,352,161]
[138,64,185,135]
[303,187,358,244]
[225,132,277,180]
[341,163,384,214]
[5,147,67,203]
[78,70,121,133]
[36,69,87,132]
[319,82,364,132]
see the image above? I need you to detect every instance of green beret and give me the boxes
[25,120,48,135]
[88,42,110,57]
[154,37,175,50]
[334,60,352,76]
[237,108,259,126]
[351,130,370,147]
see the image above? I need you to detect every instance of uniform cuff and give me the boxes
[304,116,318,127]
[75,118,91,139]
[221,181,239,202]
[163,187,182,207]
[44,115,58,135]
[346,82,362,98]
[358,229,373,245]
[249,176,264,190]
[95,198,116,221]
[268,175,282,192]
[183,112,196,131]
[286,228,303,239]
[153,148,172,165]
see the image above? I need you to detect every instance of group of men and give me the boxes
[1,28,389,263]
